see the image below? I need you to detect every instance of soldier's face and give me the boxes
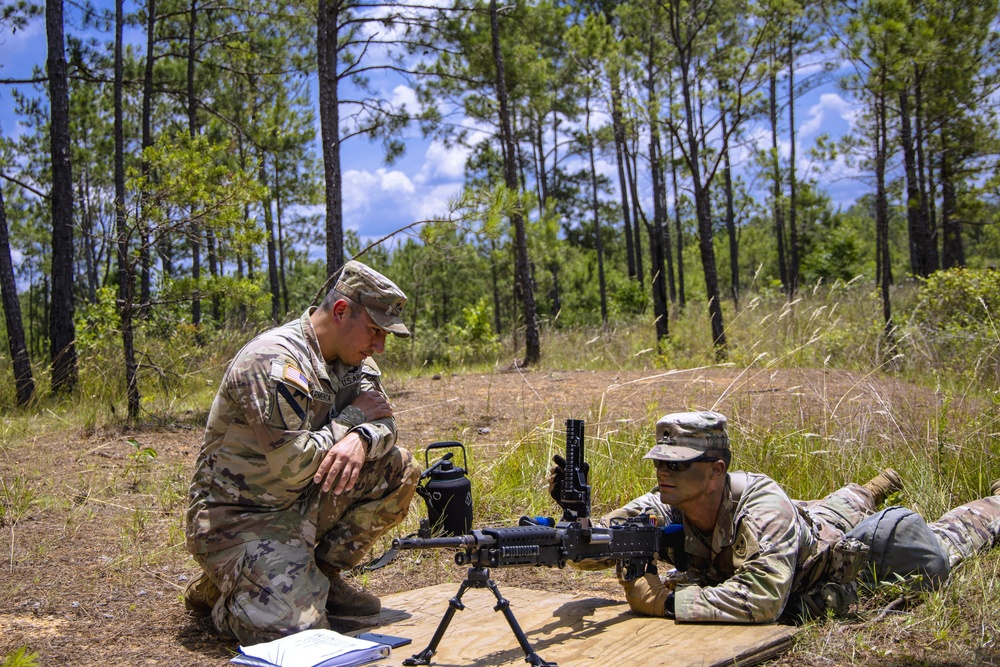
[656,460,716,507]
[339,305,388,366]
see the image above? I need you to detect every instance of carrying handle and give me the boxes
[423,441,467,470]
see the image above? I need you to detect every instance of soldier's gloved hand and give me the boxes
[623,572,674,618]
[547,454,589,504]
[599,507,639,527]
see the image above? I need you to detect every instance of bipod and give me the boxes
[402,566,556,667]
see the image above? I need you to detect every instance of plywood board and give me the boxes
[358,583,797,667]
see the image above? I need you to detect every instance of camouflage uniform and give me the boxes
[186,264,421,644]
[620,474,876,623]
[619,411,1000,624]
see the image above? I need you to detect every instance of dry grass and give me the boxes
[2,282,1000,665]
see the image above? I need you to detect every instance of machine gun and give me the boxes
[393,419,684,667]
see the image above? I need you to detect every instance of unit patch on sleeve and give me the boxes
[265,360,311,430]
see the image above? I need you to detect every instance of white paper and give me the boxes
[233,629,389,667]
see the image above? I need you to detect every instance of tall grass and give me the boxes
[3,276,997,416]
[2,277,999,664]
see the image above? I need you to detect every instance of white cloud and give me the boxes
[416,140,469,183]
[390,85,419,112]
[800,93,857,138]
[341,167,461,240]
[343,168,416,218]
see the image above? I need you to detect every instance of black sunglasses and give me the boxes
[653,456,720,473]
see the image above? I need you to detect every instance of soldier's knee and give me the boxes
[402,451,421,486]
[215,571,328,644]
[383,446,421,490]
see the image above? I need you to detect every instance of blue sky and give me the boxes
[0,4,863,255]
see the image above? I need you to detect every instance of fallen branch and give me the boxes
[841,595,907,630]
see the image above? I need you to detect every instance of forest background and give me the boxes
[0,0,999,414]
[1,0,1000,664]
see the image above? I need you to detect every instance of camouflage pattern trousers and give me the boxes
[800,484,1000,584]
[796,484,1000,569]
[194,446,420,645]
[929,494,1000,570]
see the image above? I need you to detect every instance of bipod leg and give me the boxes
[482,576,557,667]
[402,572,477,666]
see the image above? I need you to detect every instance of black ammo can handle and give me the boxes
[423,441,468,471]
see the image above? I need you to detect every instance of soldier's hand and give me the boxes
[547,455,565,503]
[314,432,367,494]
[622,572,674,617]
[351,390,393,421]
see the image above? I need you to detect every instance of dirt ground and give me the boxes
[0,366,968,666]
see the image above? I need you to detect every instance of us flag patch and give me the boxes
[283,364,309,394]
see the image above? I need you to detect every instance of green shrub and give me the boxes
[912,268,1000,333]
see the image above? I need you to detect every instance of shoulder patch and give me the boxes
[733,528,761,563]
[282,364,309,394]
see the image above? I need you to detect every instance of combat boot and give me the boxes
[324,569,381,617]
[184,571,220,616]
[990,479,1000,496]
[863,468,903,505]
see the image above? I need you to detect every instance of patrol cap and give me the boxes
[643,411,729,462]
[334,260,411,337]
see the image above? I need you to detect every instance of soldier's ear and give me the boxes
[331,298,350,320]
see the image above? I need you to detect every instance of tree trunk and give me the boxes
[646,41,669,342]
[275,161,289,317]
[874,81,895,356]
[720,106,738,306]
[913,75,938,271]
[491,238,503,335]
[787,39,799,295]
[668,121,684,307]
[585,95,608,328]
[261,159,280,324]
[769,69,788,293]
[318,0,345,279]
[679,47,726,356]
[78,178,98,303]
[532,115,545,206]
[187,0,202,334]
[115,0,139,422]
[490,0,539,365]
[139,0,156,317]
[899,89,934,278]
[624,140,645,288]
[46,0,78,393]
[940,140,965,269]
[207,229,219,324]
[610,70,635,281]
[0,186,34,406]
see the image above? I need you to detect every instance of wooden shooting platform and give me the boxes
[358,583,798,667]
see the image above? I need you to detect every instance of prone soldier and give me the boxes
[555,411,1000,622]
